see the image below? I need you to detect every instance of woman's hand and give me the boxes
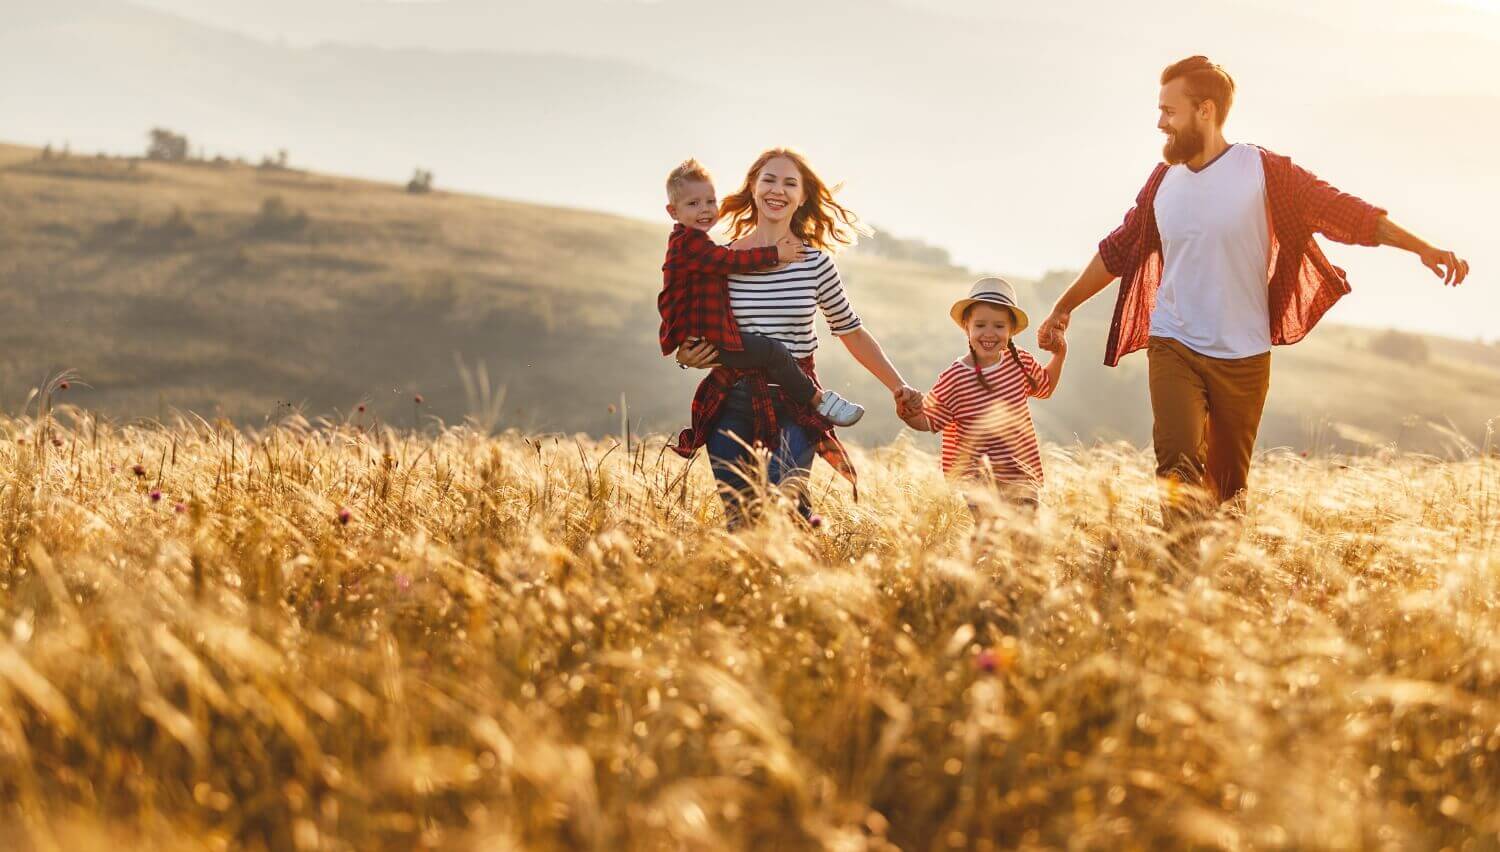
[893,385,924,419]
[895,387,931,431]
[675,339,721,369]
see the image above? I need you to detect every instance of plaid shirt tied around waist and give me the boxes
[1097,145,1387,367]
[671,356,857,494]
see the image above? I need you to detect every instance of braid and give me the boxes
[1008,340,1038,393]
[968,344,992,390]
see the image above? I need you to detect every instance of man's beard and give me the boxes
[1162,122,1206,165]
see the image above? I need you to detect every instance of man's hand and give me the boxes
[1039,328,1068,355]
[1036,310,1071,351]
[776,235,802,264]
[1418,244,1470,287]
[1375,217,1470,287]
[1044,321,1068,354]
[675,339,721,369]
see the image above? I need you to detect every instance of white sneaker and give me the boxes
[815,390,865,427]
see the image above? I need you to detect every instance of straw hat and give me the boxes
[949,277,1029,333]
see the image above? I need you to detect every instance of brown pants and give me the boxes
[1147,336,1271,524]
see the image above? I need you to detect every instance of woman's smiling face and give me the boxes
[753,156,804,224]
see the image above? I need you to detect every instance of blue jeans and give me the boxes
[705,382,816,529]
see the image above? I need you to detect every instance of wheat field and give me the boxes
[0,384,1496,850]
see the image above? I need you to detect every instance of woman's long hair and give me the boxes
[719,148,867,253]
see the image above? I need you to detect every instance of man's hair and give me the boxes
[1161,56,1235,126]
[666,159,713,202]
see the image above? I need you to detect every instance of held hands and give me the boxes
[1418,244,1470,286]
[776,235,803,264]
[1036,309,1071,352]
[893,385,923,417]
[893,385,929,430]
[1039,325,1068,355]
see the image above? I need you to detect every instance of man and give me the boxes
[1036,55,1470,525]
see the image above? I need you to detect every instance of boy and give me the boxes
[658,159,864,426]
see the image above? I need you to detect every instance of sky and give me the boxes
[11,0,1500,341]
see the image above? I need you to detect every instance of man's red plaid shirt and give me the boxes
[1097,146,1387,366]
[658,224,781,356]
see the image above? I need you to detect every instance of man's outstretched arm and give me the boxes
[1374,216,1470,286]
[1037,253,1117,349]
[1291,155,1470,287]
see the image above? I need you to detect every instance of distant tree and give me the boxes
[407,168,434,194]
[147,128,189,162]
[1369,329,1429,363]
[40,143,53,160]
[258,149,292,170]
[258,150,292,171]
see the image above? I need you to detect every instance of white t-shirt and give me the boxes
[1148,143,1273,359]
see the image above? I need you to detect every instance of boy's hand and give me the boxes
[776,235,802,263]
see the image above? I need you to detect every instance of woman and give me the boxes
[673,148,919,528]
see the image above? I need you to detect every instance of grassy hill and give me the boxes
[1,140,1497,454]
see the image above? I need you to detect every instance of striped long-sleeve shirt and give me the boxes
[726,247,861,359]
[924,349,1051,486]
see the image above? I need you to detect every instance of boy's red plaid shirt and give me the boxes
[657,224,780,356]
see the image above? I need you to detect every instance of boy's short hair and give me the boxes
[666,159,713,202]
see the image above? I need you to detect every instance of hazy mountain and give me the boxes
[8,0,1497,352]
[2,0,779,222]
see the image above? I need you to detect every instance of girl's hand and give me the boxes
[899,410,932,432]
[893,385,924,419]
[1036,310,1070,351]
[1039,331,1068,355]
[676,339,721,369]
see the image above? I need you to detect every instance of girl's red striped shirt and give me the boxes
[924,349,1051,486]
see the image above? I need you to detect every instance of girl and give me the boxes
[673,148,921,528]
[900,278,1066,508]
